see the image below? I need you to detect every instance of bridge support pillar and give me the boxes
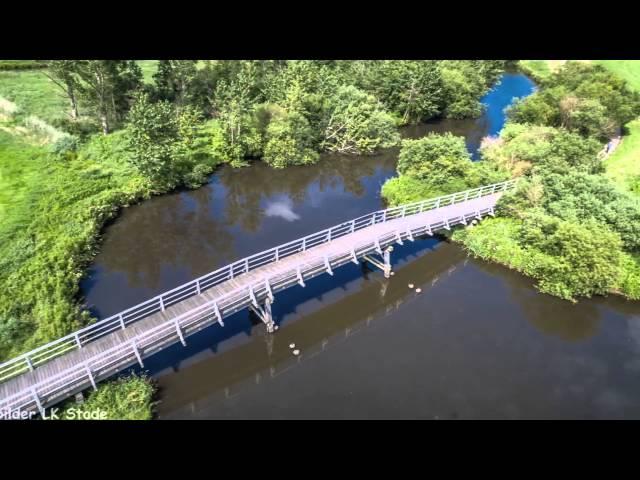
[363,245,394,279]
[250,296,276,333]
[383,246,393,278]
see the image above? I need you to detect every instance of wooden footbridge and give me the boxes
[0,180,516,417]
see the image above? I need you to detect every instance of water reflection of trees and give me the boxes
[469,258,602,341]
[97,187,235,290]
[95,152,397,290]
[216,152,397,233]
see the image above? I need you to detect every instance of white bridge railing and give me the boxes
[0,179,517,388]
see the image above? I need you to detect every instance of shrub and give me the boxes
[50,135,79,157]
[60,374,156,420]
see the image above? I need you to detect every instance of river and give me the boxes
[79,72,640,419]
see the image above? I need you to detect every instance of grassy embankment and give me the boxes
[0,63,167,417]
[0,68,158,353]
[58,373,156,420]
[597,60,640,196]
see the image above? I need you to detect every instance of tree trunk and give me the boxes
[68,86,78,120]
[100,112,109,135]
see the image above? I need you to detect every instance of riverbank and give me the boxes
[58,373,156,420]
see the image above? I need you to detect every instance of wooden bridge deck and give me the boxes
[0,187,508,413]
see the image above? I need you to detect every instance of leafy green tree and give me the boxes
[322,85,399,154]
[508,62,640,138]
[44,60,82,120]
[481,123,602,176]
[153,60,199,107]
[539,171,640,251]
[439,63,485,118]
[263,110,319,168]
[518,212,623,300]
[74,60,143,134]
[356,61,444,124]
[125,92,180,185]
[397,133,470,179]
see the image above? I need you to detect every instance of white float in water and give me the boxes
[415,288,422,293]
[408,283,414,289]
[292,349,300,356]
[289,343,295,349]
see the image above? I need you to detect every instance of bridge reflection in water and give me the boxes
[0,181,516,416]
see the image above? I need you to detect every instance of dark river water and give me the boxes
[80,72,640,419]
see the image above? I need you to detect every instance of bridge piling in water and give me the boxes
[250,296,275,333]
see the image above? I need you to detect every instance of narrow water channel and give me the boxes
[80,72,640,419]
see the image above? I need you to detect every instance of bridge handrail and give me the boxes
[0,179,517,384]
[0,224,420,412]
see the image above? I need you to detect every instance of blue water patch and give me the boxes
[481,73,536,137]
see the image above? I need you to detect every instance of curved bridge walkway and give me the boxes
[0,180,516,416]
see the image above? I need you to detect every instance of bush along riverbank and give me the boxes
[57,373,156,420]
[383,61,640,302]
[0,60,507,365]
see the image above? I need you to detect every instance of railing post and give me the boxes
[159,296,165,312]
[502,182,508,191]
[302,238,306,251]
[214,302,224,326]
[382,210,387,222]
[31,387,45,418]
[491,184,496,194]
[196,279,201,295]
[131,340,144,368]
[402,205,407,217]
[174,318,186,346]
[351,220,356,232]
[464,191,469,202]
[328,229,332,242]
[435,198,441,209]
[85,363,97,391]
[275,249,279,262]
[119,313,126,330]
[245,258,249,273]
[25,356,34,372]
[74,333,82,349]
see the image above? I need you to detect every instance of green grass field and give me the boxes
[604,118,640,193]
[597,61,640,195]
[0,69,66,123]
[595,60,640,91]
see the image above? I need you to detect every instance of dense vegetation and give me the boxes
[0,60,505,364]
[452,62,640,301]
[59,374,156,420]
[383,61,640,301]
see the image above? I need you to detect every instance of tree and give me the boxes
[44,60,81,120]
[153,60,199,107]
[397,132,470,179]
[125,92,181,185]
[518,212,623,300]
[356,61,445,124]
[263,110,319,168]
[322,85,399,154]
[481,123,602,176]
[75,60,142,134]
